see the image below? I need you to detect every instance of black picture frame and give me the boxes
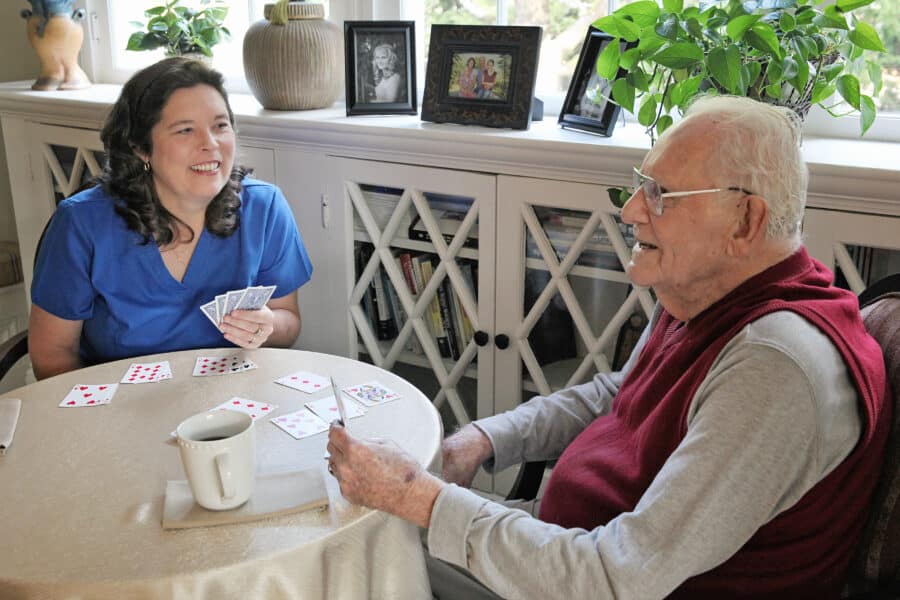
[345,21,417,116]
[558,28,632,137]
[421,25,542,130]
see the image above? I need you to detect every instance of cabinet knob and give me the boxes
[473,330,489,347]
[494,334,510,350]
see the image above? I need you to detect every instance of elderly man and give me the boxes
[326,96,891,599]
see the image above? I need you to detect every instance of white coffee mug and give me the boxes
[176,409,255,511]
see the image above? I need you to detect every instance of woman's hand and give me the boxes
[327,424,444,528]
[221,307,274,348]
[441,424,494,488]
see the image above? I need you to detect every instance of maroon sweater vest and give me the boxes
[538,249,890,598]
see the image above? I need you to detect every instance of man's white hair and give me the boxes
[681,95,808,249]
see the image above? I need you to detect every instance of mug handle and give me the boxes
[215,452,235,500]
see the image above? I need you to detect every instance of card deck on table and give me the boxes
[212,397,277,421]
[342,381,401,407]
[192,355,258,377]
[274,371,330,393]
[305,394,366,424]
[270,408,329,439]
[59,384,118,407]
[121,361,172,384]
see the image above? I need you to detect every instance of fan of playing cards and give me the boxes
[200,285,276,327]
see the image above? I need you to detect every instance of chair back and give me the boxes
[847,275,900,595]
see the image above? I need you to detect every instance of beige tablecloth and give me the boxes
[0,348,442,599]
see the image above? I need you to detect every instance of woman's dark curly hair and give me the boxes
[99,57,247,246]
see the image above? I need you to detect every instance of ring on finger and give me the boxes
[254,325,263,336]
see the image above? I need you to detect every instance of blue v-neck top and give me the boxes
[32,178,313,365]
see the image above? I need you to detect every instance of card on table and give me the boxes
[270,408,329,440]
[59,384,118,407]
[192,355,258,377]
[121,361,172,384]
[274,370,330,393]
[342,381,401,407]
[305,393,366,424]
[212,397,277,421]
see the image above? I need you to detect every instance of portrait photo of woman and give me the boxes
[355,36,408,105]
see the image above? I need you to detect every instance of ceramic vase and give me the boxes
[21,1,91,91]
[243,1,342,110]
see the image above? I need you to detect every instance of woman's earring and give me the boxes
[143,161,151,173]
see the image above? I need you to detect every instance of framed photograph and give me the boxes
[421,25,542,130]
[558,28,633,136]
[345,21,417,116]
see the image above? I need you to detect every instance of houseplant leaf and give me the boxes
[848,22,886,52]
[708,46,743,93]
[836,74,861,109]
[596,38,622,80]
[652,43,704,69]
[858,94,876,135]
[612,78,636,113]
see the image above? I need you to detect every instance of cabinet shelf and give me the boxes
[354,230,480,261]
[523,257,632,283]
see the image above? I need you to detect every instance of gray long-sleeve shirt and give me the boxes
[426,310,861,599]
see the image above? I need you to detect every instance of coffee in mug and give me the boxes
[176,409,255,510]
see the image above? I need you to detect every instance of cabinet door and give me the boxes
[804,208,900,293]
[16,123,104,306]
[327,156,497,438]
[493,175,655,492]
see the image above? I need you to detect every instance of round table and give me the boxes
[0,348,442,599]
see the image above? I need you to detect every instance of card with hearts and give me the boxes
[274,370,330,393]
[59,384,118,408]
[120,361,172,384]
[342,381,401,407]
[212,397,278,421]
[270,408,329,440]
[305,393,366,423]
[192,356,258,377]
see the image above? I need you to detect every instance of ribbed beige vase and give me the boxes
[243,2,342,110]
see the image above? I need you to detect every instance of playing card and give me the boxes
[274,370,331,393]
[192,355,258,377]
[199,300,220,329]
[223,288,246,317]
[305,393,366,423]
[342,381,401,407]
[236,285,276,311]
[270,408,329,439]
[120,361,172,384]
[212,397,277,421]
[215,294,227,323]
[59,384,118,407]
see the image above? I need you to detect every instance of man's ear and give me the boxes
[730,195,768,255]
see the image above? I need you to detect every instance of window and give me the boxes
[82,0,900,140]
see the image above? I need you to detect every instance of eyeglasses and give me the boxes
[621,167,753,217]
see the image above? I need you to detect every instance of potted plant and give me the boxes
[593,0,886,143]
[126,0,230,58]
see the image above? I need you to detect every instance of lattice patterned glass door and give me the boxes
[495,176,655,429]
[334,157,497,435]
[803,208,900,294]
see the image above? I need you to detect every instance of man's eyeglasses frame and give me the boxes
[620,167,754,217]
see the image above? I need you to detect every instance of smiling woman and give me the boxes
[27,57,314,380]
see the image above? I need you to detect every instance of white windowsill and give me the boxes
[0,81,898,216]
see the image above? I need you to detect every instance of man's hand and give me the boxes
[327,424,445,528]
[441,424,494,488]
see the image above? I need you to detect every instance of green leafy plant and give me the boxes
[127,0,230,58]
[593,0,886,142]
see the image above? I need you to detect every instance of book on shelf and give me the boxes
[355,184,412,239]
[354,243,378,334]
[372,262,397,340]
[447,279,469,357]
[436,275,460,361]
[388,256,424,355]
[417,256,452,359]
[407,192,477,249]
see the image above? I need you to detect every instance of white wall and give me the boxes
[0,9,41,244]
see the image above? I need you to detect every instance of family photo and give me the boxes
[355,34,408,104]
[446,52,511,101]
